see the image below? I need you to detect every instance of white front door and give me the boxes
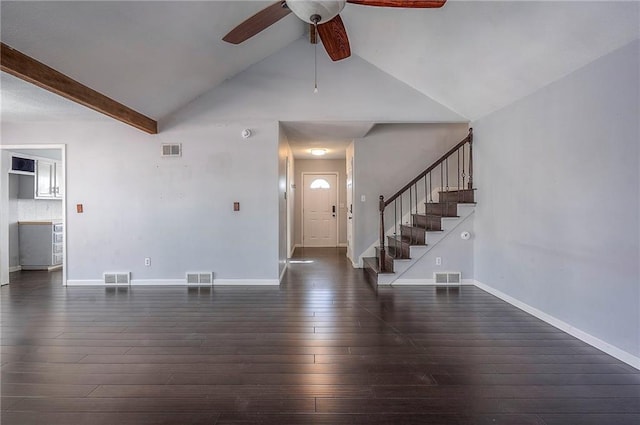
[302,173,338,247]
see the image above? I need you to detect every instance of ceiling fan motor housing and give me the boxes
[286,0,346,24]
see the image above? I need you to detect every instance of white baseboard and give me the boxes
[132,279,185,286]
[9,266,22,273]
[214,279,279,286]
[338,243,347,248]
[474,279,640,371]
[279,263,288,283]
[66,279,103,286]
[392,278,475,286]
[67,279,280,286]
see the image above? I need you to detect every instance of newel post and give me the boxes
[378,195,386,272]
[467,128,474,190]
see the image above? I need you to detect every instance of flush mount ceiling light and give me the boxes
[310,148,327,156]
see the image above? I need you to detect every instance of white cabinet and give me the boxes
[35,159,63,199]
[19,221,64,270]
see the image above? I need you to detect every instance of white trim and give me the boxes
[9,266,22,273]
[215,279,279,286]
[67,278,280,286]
[132,279,184,286]
[392,278,474,286]
[279,262,288,283]
[66,279,104,286]
[338,242,347,248]
[474,279,640,371]
[301,172,339,248]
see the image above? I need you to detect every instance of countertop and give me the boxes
[19,220,63,225]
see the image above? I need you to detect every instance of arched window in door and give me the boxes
[309,178,331,189]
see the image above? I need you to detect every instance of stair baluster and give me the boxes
[365,128,475,285]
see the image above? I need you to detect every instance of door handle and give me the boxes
[332,205,336,217]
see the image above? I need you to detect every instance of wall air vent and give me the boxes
[161,143,182,157]
[434,272,461,285]
[104,272,131,285]
[186,272,213,286]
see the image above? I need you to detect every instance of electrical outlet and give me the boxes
[435,257,442,266]
[144,257,151,267]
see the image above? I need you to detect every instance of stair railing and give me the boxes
[377,128,473,272]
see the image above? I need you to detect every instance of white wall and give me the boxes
[1,40,467,285]
[353,123,470,262]
[2,120,281,284]
[0,151,11,283]
[294,159,347,248]
[473,40,640,365]
[400,214,474,282]
[163,39,465,127]
[278,125,293,278]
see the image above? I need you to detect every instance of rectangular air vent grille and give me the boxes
[186,272,213,286]
[161,143,182,157]
[104,272,130,285]
[434,272,461,285]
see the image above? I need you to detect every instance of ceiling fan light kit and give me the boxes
[286,0,346,24]
[223,0,447,62]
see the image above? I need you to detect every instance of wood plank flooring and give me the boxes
[2,247,639,424]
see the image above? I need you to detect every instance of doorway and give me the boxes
[0,145,66,286]
[301,173,338,247]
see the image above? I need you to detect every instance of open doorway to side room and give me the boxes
[1,145,67,287]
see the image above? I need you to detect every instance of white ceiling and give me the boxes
[1,72,111,122]
[2,1,638,155]
[281,121,375,159]
[343,1,639,120]
[1,1,305,120]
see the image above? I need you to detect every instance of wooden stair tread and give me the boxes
[363,257,393,275]
[388,235,424,246]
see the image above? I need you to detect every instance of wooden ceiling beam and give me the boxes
[1,43,157,134]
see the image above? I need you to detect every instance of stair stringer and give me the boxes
[377,204,475,285]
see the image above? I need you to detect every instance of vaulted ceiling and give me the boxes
[1,1,638,125]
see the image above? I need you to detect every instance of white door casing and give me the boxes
[346,154,354,261]
[302,173,338,247]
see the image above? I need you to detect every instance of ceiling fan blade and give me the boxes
[317,15,351,62]
[347,0,446,8]
[223,1,291,44]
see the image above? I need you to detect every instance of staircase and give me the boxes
[363,128,476,287]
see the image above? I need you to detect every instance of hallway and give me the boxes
[1,248,639,424]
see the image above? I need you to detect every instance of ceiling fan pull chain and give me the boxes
[311,15,320,94]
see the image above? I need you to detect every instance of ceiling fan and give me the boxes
[223,0,446,62]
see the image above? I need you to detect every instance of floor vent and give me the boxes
[161,143,182,157]
[186,272,213,286]
[104,272,131,285]
[434,272,461,285]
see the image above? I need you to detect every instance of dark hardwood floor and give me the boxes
[2,247,639,424]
